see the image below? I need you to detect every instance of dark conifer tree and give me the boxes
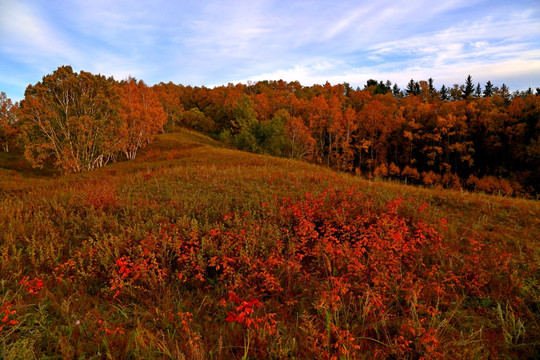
[392,83,401,97]
[483,80,493,97]
[428,78,435,94]
[343,82,352,96]
[406,79,416,96]
[365,79,390,95]
[414,81,421,96]
[463,75,474,98]
[440,85,449,100]
[475,83,482,98]
[501,84,510,103]
[365,79,378,89]
[378,81,387,94]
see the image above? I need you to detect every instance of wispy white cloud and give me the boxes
[369,13,538,56]
[187,0,273,57]
[0,1,81,67]
[239,4,540,90]
[0,0,539,101]
[361,11,540,87]
[240,50,540,91]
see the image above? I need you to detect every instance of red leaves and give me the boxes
[273,188,476,357]
[225,292,264,328]
[225,292,276,334]
[110,251,169,298]
[19,277,44,295]
[12,182,529,358]
[0,302,18,331]
[96,318,124,336]
[115,257,132,279]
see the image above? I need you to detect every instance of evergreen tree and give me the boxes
[365,79,390,95]
[414,81,421,96]
[463,75,474,98]
[365,79,378,89]
[500,84,510,103]
[428,78,435,94]
[483,81,493,97]
[392,83,401,97]
[406,79,416,96]
[475,83,482,98]
[440,85,449,100]
[343,82,352,96]
[378,81,388,94]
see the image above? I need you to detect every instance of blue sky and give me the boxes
[1,0,539,101]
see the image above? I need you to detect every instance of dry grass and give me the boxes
[0,129,538,359]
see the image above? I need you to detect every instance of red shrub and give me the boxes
[0,302,18,331]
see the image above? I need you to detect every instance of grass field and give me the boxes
[1,129,539,359]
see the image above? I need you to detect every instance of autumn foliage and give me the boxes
[2,68,539,195]
[18,66,123,172]
[117,78,167,160]
[0,92,18,152]
[152,79,540,196]
[15,66,165,173]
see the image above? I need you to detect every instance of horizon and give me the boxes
[1,0,539,101]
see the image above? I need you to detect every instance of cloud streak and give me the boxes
[0,1,81,67]
[0,0,539,101]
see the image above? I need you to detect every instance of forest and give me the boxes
[1,66,539,196]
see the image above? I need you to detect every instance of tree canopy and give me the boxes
[2,67,539,195]
[16,67,166,172]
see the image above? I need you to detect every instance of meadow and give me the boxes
[1,129,538,359]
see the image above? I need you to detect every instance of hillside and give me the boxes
[1,129,539,359]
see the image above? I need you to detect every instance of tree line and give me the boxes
[1,66,539,195]
[151,77,539,196]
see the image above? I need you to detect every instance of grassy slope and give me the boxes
[0,129,538,359]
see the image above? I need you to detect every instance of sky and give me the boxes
[1,0,539,101]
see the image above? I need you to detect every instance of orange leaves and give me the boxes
[0,92,18,152]
[118,78,167,160]
[17,67,169,173]
[19,66,124,173]
[11,69,540,194]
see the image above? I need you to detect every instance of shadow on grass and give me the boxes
[0,149,59,178]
